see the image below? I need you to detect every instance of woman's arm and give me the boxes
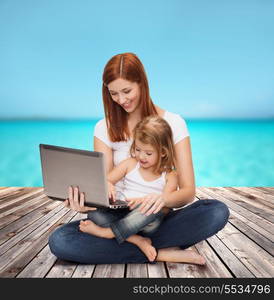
[94,136,114,173]
[164,137,196,208]
[162,171,179,197]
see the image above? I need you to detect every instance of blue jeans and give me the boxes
[48,199,229,264]
[89,206,164,244]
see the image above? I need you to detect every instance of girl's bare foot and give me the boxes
[127,235,157,262]
[138,237,157,262]
[79,220,114,238]
[157,247,206,265]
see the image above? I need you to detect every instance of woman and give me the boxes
[48,53,229,264]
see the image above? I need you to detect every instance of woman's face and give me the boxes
[107,78,141,113]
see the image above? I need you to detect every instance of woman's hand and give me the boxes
[128,194,165,216]
[64,186,97,213]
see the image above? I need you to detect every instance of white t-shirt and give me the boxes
[94,111,189,191]
[123,162,167,199]
[94,111,189,166]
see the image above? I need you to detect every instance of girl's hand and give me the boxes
[140,194,166,215]
[64,186,97,213]
[107,181,116,202]
[128,194,166,216]
[127,197,143,210]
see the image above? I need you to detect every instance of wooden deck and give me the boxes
[0,187,273,278]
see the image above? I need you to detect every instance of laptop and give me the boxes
[39,144,128,209]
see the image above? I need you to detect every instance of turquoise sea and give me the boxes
[0,119,274,187]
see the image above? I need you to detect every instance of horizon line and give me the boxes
[1,116,274,122]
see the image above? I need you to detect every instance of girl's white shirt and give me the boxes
[94,110,189,192]
[123,161,166,199]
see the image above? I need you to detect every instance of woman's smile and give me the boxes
[107,78,141,113]
[122,100,133,110]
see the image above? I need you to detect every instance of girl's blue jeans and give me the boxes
[90,206,164,244]
[48,199,229,264]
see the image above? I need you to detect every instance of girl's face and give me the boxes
[108,78,141,113]
[134,139,159,171]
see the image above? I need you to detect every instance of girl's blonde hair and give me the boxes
[102,53,157,142]
[130,116,176,174]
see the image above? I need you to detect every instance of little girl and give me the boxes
[79,116,205,264]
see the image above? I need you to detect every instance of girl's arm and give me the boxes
[108,158,136,200]
[164,137,196,208]
[94,136,136,184]
[107,158,133,184]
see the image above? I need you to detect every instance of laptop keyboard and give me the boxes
[109,199,127,205]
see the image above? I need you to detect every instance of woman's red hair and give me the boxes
[102,53,157,142]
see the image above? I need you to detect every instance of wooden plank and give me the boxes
[166,261,209,278]
[165,247,209,278]
[126,263,148,278]
[16,245,57,278]
[16,212,82,278]
[166,262,201,278]
[206,187,274,223]
[244,187,274,202]
[256,187,274,196]
[0,188,28,201]
[44,212,88,278]
[228,213,274,256]
[92,264,125,278]
[0,203,64,256]
[194,242,232,278]
[0,209,76,277]
[147,262,167,278]
[227,187,274,210]
[229,209,274,242]
[196,188,274,235]
[207,235,254,278]
[166,244,232,278]
[0,199,60,245]
[0,206,72,272]
[0,188,41,209]
[196,188,274,242]
[46,259,78,278]
[0,195,50,229]
[72,264,95,278]
[0,193,49,219]
[217,222,274,277]
[0,187,25,199]
[248,187,274,204]
[0,188,43,210]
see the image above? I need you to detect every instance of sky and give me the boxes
[0,0,274,119]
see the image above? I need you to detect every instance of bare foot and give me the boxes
[184,249,206,265]
[127,235,157,262]
[79,220,114,238]
[138,237,157,262]
[157,247,206,265]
